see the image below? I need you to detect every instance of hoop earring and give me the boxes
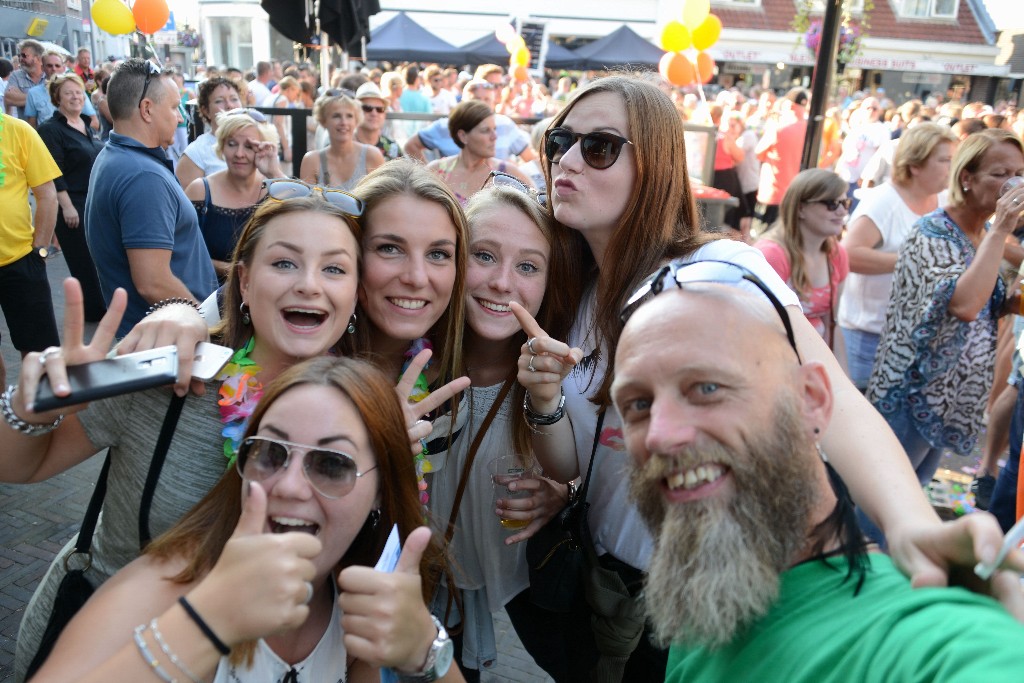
[347,313,357,335]
[240,302,251,326]
[370,508,380,529]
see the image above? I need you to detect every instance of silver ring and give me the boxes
[303,581,313,605]
[38,348,62,365]
[1014,198,1021,205]
[526,337,538,355]
[528,354,537,372]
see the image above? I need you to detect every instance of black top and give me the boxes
[36,112,105,198]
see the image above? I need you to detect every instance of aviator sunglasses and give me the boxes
[263,179,364,217]
[137,60,162,108]
[545,126,634,170]
[621,259,802,363]
[236,436,377,499]
[361,104,387,114]
[481,170,547,207]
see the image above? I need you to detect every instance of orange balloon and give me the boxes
[659,52,695,87]
[696,52,716,84]
[692,14,722,51]
[132,0,170,34]
[513,65,530,82]
[512,46,531,67]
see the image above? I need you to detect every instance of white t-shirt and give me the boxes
[246,79,271,106]
[563,238,800,570]
[837,182,923,334]
[182,132,226,175]
[836,121,891,183]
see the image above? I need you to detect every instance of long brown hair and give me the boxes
[147,356,443,663]
[542,74,708,407]
[214,195,363,351]
[763,168,847,299]
[352,158,468,386]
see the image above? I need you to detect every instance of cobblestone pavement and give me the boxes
[0,255,551,682]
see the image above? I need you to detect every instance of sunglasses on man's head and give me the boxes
[481,170,546,207]
[137,60,162,108]
[361,104,386,114]
[236,436,376,499]
[545,127,634,170]
[263,179,364,217]
[809,197,852,212]
[621,259,802,363]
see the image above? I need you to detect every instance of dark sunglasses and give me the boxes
[263,179,364,217]
[361,104,386,114]
[19,52,33,60]
[621,259,802,363]
[545,126,634,170]
[810,197,852,212]
[482,170,546,207]
[222,107,268,123]
[236,436,376,499]
[137,60,161,108]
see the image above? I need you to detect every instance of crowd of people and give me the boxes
[3,37,1024,683]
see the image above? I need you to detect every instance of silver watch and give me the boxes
[396,616,454,683]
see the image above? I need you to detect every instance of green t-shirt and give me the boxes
[666,553,1023,682]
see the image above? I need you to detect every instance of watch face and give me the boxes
[37,247,48,258]
[434,639,454,677]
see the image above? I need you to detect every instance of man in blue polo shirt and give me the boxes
[86,59,216,337]
[24,51,98,128]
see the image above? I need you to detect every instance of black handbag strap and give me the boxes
[577,409,606,505]
[71,453,112,555]
[138,393,187,549]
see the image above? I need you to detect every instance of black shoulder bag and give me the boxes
[25,394,186,677]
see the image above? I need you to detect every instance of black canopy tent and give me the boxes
[564,25,664,71]
[260,0,380,56]
[458,32,579,70]
[364,12,465,64]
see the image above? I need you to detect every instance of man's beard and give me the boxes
[629,394,820,650]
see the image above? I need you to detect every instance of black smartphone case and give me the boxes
[34,347,179,412]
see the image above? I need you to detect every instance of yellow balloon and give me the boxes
[692,14,722,51]
[512,46,531,67]
[682,0,711,31]
[92,0,136,35]
[660,21,692,53]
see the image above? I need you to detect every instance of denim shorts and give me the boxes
[840,327,880,392]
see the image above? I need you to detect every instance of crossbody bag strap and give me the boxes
[70,452,112,557]
[578,408,606,505]
[577,409,606,566]
[443,376,515,546]
[138,393,187,550]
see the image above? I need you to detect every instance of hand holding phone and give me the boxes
[34,347,179,412]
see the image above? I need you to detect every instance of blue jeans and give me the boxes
[991,382,1022,532]
[857,400,945,545]
[841,327,880,392]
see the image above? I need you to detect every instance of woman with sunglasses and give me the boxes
[514,75,1019,681]
[183,112,282,282]
[866,130,1024,511]
[174,77,244,189]
[4,192,365,680]
[299,92,384,192]
[427,99,532,206]
[29,356,466,683]
[426,181,567,681]
[755,169,850,357]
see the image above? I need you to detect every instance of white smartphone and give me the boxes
[192,342,234,380]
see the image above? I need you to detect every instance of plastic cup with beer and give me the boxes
[490,454,537,530]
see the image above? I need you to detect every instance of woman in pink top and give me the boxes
[755,168,850,364]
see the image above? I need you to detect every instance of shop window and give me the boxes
[713,0,762,7]
[899,0,958,19]
[806,0,865,11]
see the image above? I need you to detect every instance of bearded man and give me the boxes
[611,272,1024,682]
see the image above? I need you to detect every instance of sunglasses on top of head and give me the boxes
[481,171,546,207]
[262,178,364,217]
[545,127,634,170]
[236,436,376,499]
[137,60,162,108]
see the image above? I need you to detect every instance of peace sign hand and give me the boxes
[396,348,471,456]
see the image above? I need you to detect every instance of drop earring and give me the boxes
[370,508,380,529]
[240,302,251,326]
[347,313,357,335]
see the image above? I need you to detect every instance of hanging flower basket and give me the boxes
[804,18,862,65]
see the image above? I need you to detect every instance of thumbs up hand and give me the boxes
[338,526,439,673]
[185,482,322,645]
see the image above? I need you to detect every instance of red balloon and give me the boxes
[696,52,716,84]
[659,52,695,87]
[132,0,170,34]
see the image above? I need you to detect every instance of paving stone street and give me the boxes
[0,255,551,682]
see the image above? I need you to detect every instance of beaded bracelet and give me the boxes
[1,385,63,436]
[178,596,230,655]
[145,298,202,318]
[133,623,178,683]
[151,618,204,683]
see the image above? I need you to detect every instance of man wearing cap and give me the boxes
[354,81,402,160]
[612,277,1024,682]
[403,78,534,162]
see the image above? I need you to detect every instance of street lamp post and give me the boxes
[801,0,845,171]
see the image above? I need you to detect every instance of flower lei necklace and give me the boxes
[403,338,433,507]
[217,337,263,468]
